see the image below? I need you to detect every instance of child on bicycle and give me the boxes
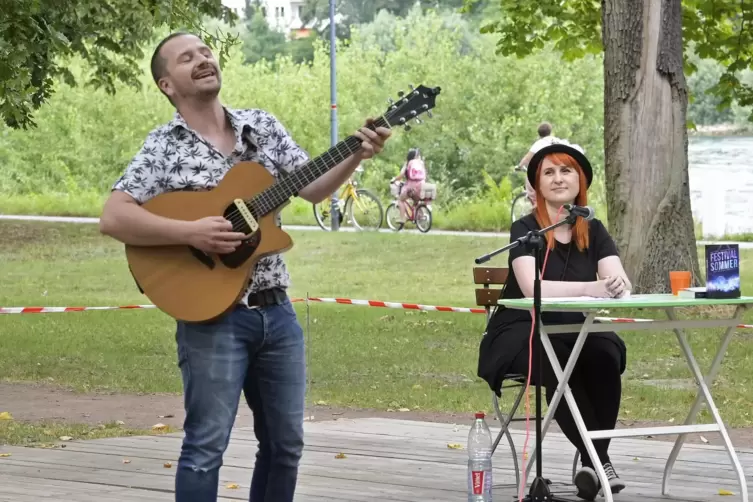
[390,147,427,231]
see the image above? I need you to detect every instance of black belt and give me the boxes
[246,287,288,308]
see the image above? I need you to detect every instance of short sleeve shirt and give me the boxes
[494,213,619,325]
[111,108,309,302]
[529,135,557,153]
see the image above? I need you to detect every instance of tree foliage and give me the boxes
[469,0,753,121]
[0,0,239,129]
[302,0,489,39]
[241,3,289,65]
[0,9,604,207]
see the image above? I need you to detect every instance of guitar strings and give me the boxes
[220,114,396,230]
[222,136,363,231]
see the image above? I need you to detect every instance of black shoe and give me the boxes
[396,222,405,232]
[601,461,626,494]
[573,466,599,501]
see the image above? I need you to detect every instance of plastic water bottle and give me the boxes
[468,412,493,501]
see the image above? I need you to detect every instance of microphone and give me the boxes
[563,204,595,221]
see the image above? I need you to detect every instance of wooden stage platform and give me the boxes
[1,417,751,501]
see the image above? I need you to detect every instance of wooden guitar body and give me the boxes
[122,84,440,323]
[125,161,292,324]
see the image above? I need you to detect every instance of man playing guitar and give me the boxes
[99,32,392,502]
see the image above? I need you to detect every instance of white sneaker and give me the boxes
[573,466,599,501]
[601,461,626,494]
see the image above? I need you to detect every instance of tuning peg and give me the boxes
[404,124,412,132]
[415,118,422,124]
[397,90,405,97]
[387,97,394,104]
[409,84,415,91]
[427,111,433,118]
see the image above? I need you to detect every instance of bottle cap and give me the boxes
[474,412,485,419]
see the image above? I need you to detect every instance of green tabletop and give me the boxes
[498,293,753,311]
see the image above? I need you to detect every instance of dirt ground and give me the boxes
[3,381,753,448]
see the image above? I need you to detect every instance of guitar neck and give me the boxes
[249,116,389,217]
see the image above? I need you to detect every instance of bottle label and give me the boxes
[472,470,484,495]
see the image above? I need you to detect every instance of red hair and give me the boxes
[533,152,590,251]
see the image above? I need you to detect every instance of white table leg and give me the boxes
[524,314,595,474]
[661,306,747,502]
[522,314,614,501]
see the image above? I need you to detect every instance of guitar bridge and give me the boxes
[234,199,259,233]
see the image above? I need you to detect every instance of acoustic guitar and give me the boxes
[125,85,441,323]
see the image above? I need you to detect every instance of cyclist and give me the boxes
[516,122,557,208]
[390,147,427,231]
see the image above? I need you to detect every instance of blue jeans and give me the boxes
[173,299,306,502]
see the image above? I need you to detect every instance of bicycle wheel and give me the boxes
[385,202,401,231]
[346,189,383,231]
[313,200,343,231]
[510,191,533,223]
[415,204,433,233]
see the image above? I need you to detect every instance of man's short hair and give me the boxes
[537,122,552,137]
[150,32,193,84]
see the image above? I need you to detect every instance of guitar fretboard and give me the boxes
[248,116,389,217]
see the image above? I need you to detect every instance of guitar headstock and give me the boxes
[383,84,441,131]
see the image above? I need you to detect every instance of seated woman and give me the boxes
[477,142,631,500]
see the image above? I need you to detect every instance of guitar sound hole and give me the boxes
[219,203,261,268]
[219,229,262,269]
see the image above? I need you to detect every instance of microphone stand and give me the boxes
[476,213,578,502]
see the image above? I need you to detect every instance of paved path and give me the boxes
[1,214,752,248]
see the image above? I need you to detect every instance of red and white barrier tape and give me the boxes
[0,305,156,314]
[1,297,751,329]
[303,296,487,314]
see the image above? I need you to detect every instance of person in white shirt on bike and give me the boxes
[516,122,557,207]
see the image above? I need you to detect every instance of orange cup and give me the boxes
[669,271,692,295]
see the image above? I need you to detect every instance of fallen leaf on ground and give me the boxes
[164,462,173,468]
[116,420,125,426]
[633,457,640,461]
[315,400,327,406]
[0,412,13,420]
[447,443,463,449]
[0,453,11,458]
[226,483,240,489]
[335,452,347,459]
[123,459,131,464]
[700,435,709,444]
[719,489,735,496]
[398,408,410,412]
[59,436,73,441]
[158,414,174,419]
[152,423,168,432]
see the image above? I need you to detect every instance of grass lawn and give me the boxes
[2,221,753,446]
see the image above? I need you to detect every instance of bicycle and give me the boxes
[313,168,383,231]
[385,181,435,233]
[510,165,534,223]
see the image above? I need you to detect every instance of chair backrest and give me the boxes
[473,267,509,319]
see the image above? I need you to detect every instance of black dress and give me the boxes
[477,213,627,395]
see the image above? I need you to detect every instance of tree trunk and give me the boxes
[602,0,701,293]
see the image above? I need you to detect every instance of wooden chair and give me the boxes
[474,266,528,489]
[473,266,580,488]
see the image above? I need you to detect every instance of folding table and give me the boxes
[498,294,753,502]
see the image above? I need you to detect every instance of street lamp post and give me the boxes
[328,0,339,231]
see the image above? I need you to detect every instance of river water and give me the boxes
[689,135,753,236]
